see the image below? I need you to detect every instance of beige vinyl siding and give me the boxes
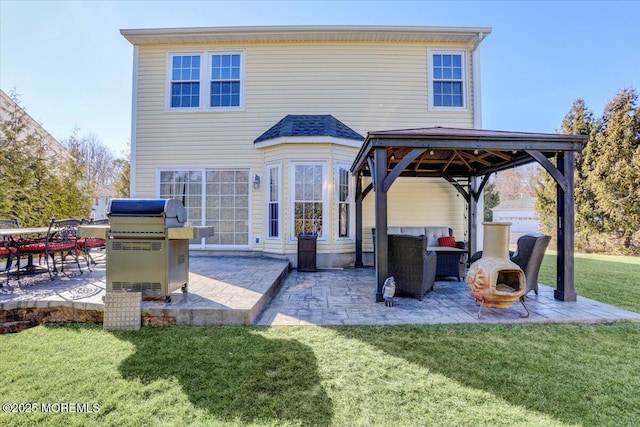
[134,40,475,256]
[362,177,467,252]
[134,41,475,195]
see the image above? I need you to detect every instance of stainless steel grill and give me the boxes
[82,199,214,303]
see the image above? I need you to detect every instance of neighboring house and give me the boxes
[90,184,115,220]
[492,197,539,233]
[492,197,539,246]
[121,25,491,267]
[0,89,68,158]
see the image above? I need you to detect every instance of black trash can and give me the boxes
[297,233,317,272]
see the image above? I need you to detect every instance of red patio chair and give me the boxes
[18,218,84,280]
[77,218,107,270]
[0,218,20,286]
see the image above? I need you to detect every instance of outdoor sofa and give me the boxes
[372,226,468,281]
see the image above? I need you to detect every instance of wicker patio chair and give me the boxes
[469,232,551,295]
[388,234,437,300]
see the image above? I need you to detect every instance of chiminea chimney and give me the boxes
[467,223,528,317]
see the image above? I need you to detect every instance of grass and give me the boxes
[539,252,640,313]
[1,322,640,426]
[2,253,639,426]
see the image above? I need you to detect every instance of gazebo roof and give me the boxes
[351,127,587,178]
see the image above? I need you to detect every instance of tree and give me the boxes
[63,128,119,189]
[113,156,130,198]
[0,90,89,225]
[495,165,538,201]
[536,98,596,239]
[587,88,640,250]
[483,180,499,221]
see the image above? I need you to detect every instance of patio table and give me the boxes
[0,226,49,237]
[0,226,50,275]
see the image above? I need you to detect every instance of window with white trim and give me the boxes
[429,50,466,109]
[210,54,241,108]
[336,164,353,239]
[292,163,325,238]
[159,169,249,247]
[266,164,281,239]
[170,55,201,108]
[167,51,244,110]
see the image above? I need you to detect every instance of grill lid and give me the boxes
[108,199,187,223]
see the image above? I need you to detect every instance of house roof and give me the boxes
[254,115,364,145]
[0,89,69,158]
[492,197,536,211]
[351,126,587,178]
[120,25,491,46]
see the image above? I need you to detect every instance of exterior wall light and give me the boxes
[253,174,261,190]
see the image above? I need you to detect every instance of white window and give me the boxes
[170,55,201,108]
[266,164,281,239]
[429,50,467,109]
[159,169,249,247]
[159,170,203,245]
[210,53,241,108]
[336,164,353,239]
[291,162,326,239]
[167,51,244,110]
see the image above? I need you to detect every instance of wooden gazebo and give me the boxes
[350,127,587,303]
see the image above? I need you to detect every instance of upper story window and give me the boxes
[429,50,467,109]
[167,51,244,111]
[211,54,241,108]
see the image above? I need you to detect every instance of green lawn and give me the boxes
[2,253,639,426]
[539,252,640,313]
[1,323,639,426]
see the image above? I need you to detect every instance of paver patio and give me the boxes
[1,253,639,329]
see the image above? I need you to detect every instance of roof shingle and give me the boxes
[254,115,364,143]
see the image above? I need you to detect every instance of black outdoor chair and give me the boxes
[0,218,20,285]
[388,234,437,300]
[78,218,108,269]
[18,218,84,280]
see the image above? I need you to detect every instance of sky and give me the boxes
[1,0,639,155]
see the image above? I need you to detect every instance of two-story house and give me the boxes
[121,25,491,267]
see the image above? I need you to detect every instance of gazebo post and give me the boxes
[468,176,479,256]
[555,151,577,301]
[354,174,364,268]
[373,147,388,302]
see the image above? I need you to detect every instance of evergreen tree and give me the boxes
[0,91,90,225]
[113,157,130,198]
[588,88,640,251]
[483,180,499,221]
[536,99,595,240]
